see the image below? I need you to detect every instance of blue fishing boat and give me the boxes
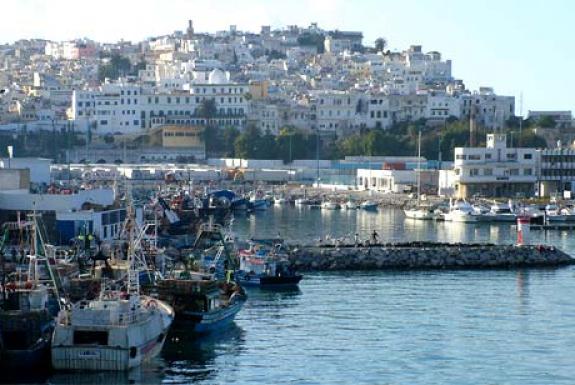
[156,220,246,333]
[236,240,302,288]
[158,274,245,333]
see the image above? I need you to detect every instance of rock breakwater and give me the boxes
[288,242,574,271]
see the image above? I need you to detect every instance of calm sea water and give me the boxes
[26,207,575,385]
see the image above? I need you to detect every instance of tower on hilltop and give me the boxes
[186,20,194,39]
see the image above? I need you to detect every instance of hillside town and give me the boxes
[3,10,575,384]
[0,21,574,198]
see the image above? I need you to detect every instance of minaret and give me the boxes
[186,20,194,39]
[469,105,476,146]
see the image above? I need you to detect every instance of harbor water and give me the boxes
[12,207,575,385]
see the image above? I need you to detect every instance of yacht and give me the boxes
[403,206,435,220]
[443,200,481,223]
[482,201,517,222]
[321,200,341,210]
[403,132,434,220]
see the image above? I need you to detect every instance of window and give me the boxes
[485,153,492,159]
[524,168,532,176]
[470,168,479,176]
[468,155,481,160]
[507,153,517,160]
[484,168,493,176]
[524,153,532,160]
[510,169,519,176]
[456,155,467,160]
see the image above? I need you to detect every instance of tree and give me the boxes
[197,98,218,124]
[234,125,263,158]
[221,126,240,157]
[98,53,132,81]
[537,115,557,128]
[375,37,387,52]
[297,32,325,53]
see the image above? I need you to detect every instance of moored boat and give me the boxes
[236,240,302,288]
[51,210,174,371]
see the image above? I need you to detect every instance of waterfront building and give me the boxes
[538,147,575,198]
[451,133,538,198]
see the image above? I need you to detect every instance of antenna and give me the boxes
[519,92,523,139]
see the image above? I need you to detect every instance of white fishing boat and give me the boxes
[51,210,174,371]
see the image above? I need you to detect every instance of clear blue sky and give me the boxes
[2,0,573,115]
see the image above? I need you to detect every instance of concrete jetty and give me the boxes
[288,242,575,271]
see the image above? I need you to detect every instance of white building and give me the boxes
[451,133,538,198]
[309,90,357,136]
[71,69,249,135]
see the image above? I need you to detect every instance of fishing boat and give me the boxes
[156,273,245,333]
[0,217,61,370]
[248,191,269,211]
[236,240,302,288]
[51,210,174,371]
[154,221,246,332]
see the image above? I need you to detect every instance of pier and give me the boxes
[288,242,575,271]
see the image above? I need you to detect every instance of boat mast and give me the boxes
[417,130,421,205]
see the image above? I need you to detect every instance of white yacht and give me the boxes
[321,201,341,210]
[51,212,174,371]
[482,201,517,222]
[443,200,481,223]
[403,132,433,220]
[403,207,435,220]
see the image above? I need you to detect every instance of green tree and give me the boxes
[374,37,387,52]
[537,115,557,128]
[297,32,325,53]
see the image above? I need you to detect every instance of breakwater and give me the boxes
[288,242,575,271]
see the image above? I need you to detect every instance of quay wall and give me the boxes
[288,242,574,271]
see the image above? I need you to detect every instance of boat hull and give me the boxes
[403,209,434,220]
[237,273,303,288]
[174,297,245,333]
[51,300,173,371]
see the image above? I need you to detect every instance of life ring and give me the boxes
[147,299,158,309]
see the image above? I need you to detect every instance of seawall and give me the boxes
[288,242,575,271]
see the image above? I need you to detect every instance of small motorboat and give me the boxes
[403,206,435,220]
[321,201,341,210]
[360,201,378,211]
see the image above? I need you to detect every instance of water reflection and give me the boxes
[161,325,245,384]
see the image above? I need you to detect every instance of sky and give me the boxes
[2,0,573,115]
